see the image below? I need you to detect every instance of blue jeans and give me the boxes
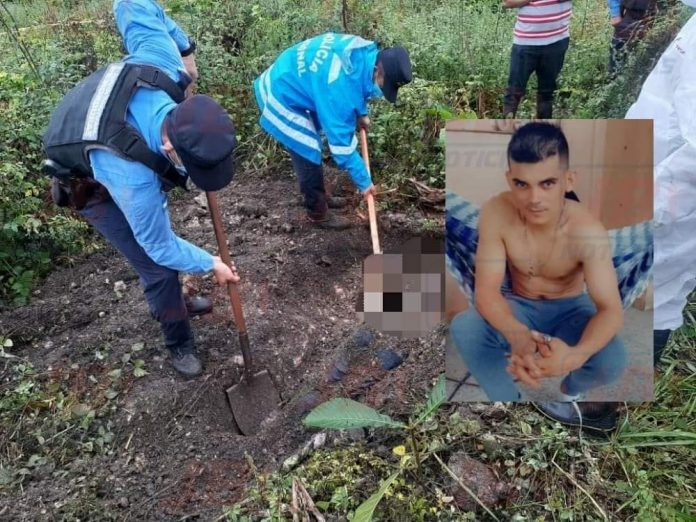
[79,195,192,349]
[450,293,627,401]
[288,149,328,219]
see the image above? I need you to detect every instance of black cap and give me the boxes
[377,47,412,103]
[167,95,236,192]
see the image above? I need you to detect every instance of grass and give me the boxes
[226,294,696,520]
[0,0,690,303]
[0,0,694,519]
[497,298,696,520]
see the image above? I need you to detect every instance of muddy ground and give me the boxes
[0,167,444,520]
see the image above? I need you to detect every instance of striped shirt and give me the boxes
[513,0,572,46]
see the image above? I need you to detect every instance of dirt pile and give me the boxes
[0,169,444,520]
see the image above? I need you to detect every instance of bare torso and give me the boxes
[496,193,591,299]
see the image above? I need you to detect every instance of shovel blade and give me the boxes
[226,370,280,436]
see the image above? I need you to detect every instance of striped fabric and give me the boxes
[513,0,572,46]
[445,192,653,310]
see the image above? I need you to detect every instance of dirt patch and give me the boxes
[0,168,444,520]
[158,458,250,513]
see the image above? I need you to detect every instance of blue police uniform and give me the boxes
[254,33,382,216]
[81,0,205,345]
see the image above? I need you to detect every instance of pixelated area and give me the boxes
[358,237,445,338]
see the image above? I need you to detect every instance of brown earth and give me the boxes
[0,167,444,520]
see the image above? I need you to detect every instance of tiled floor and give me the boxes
[446,307,653,402]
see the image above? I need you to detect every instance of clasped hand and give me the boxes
[506,330,584,388]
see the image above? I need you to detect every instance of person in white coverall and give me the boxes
[627,6,696,338]
[534,1,696,433]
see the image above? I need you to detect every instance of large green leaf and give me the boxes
[352,471,400,522]
[619,430,696,439]
[415,373,446,426]
[303,398,405,430]
[618,430,696,448]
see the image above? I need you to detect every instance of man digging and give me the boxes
[450,122,627,405]
[253,33,412,229]
[43,0,239,377]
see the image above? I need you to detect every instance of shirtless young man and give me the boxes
[450,122,626,402]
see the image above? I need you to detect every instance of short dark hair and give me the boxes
[507,122,569,171]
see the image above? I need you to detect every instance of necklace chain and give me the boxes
[522,200,566,278]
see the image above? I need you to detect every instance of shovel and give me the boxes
[206,191,280,436]
[359,128,381,255]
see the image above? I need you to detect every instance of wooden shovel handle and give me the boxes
[359,128,381,255]
[206,191,247,334]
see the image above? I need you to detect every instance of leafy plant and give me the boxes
[0,356,120,491]
[304,398,407,430]
[352,471,400,522]
[303,374,446,521]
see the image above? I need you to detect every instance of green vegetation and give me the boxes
[0,341,148,493]
[297,376,458,521]
[1,1,695,520]
[225,318,696,520]
[0,0,689,302]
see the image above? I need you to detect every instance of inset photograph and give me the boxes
[445,120,654,402]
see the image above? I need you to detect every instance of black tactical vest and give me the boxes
[43,62,189,191]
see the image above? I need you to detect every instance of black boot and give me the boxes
[503,86,523,118]
[536,94,553,119]
[307,210,352,230]
[654,329,672,367]
[534,401,620,436]
[327,196,348,209]
[161,319,202,377]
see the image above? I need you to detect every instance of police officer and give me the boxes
[253,33,412,229]
[44,0,239,377]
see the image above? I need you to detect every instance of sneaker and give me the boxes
[327,196,348,209]
[184,295,213,316]
[170,350,203,377]
[533,401,619,435]
[308,211,352,230]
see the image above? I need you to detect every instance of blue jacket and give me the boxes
[254,33,381,192]
[88,0,213,274]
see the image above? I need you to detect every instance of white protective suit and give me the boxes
[626,7,696,330]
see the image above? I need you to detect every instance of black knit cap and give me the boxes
[377,46,412,103]
[167,95,236,192]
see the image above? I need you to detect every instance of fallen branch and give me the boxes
[292,479,300,522]
[408,178,445,209]
[291,478,325,522]
[551,459,609,521]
